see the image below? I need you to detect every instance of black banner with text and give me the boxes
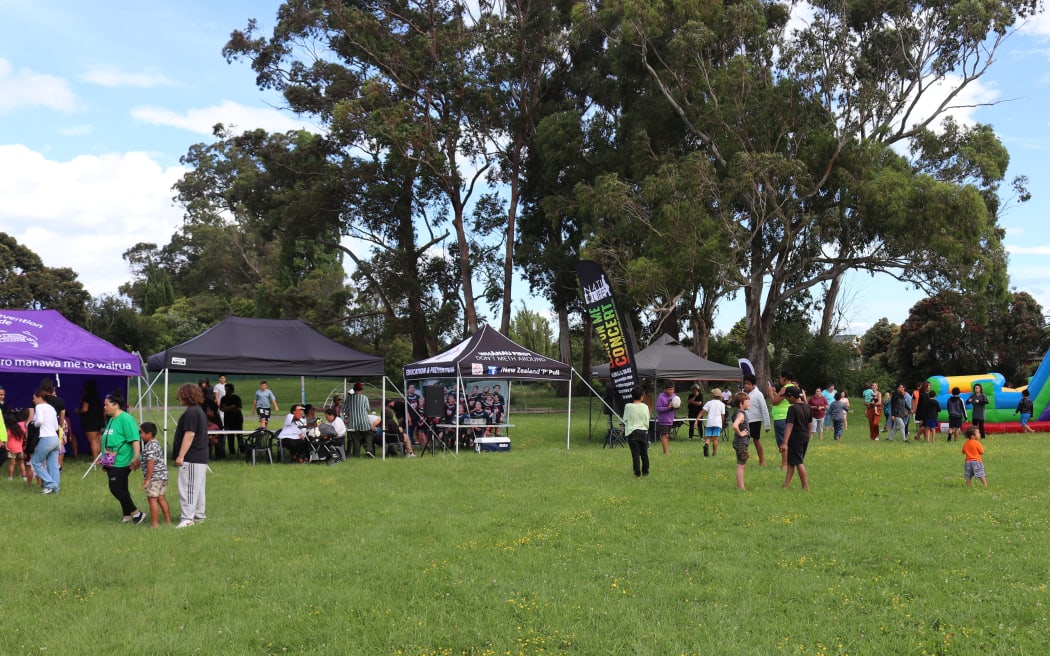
[576,260,639,407]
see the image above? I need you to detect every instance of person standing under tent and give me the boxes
[220,383,244,456]
[686,384,704,440]
[30,389,61,495]
[213,374,227,424]
[78,380,105,462]
[344,382,374,458]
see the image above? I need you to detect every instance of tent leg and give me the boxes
[567,371,574,451]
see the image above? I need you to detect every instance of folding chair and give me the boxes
[382,429,405,457]
[245,429,275,465]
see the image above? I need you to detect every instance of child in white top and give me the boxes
[699,388,727,457]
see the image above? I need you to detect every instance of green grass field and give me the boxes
[4,403,1048,656]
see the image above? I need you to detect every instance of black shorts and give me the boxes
[786,437,809,467]
[948,416,963,429]
[748,421,762,440]
[257,407,272,421]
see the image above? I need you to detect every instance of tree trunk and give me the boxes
[451,202,479,335]
[744,268,773,390]
[394,176,433,360]
[819,272,843,338]
[499,174,519,335]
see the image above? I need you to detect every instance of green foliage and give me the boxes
[541,0,1031,391]
[85,295,166,356]
[893,290,1045,385]
[783,336,863,393]
[509,307,557,359]
[0,231,89,325]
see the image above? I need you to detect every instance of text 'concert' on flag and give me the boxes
[575,260,639,404]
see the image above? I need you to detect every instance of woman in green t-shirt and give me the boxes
[101,394,144,525]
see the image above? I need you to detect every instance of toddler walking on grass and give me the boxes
[140,422,171,527]
[962,426,987,488]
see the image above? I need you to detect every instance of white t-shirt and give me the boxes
[702,399,726,429]
[277,413,305,440]
[33,401,60,438]
[213,382,226,405]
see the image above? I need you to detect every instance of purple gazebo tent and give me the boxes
[0,309,142,454]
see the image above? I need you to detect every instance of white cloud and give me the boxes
[1006,244,1050,255]
[57,124,94,136]
[81,67,176,89]
[130,100,320,136]
[0,144,186,297]
[1018,11,1050,37]
[0,58,77,113]
[906,73,999,131]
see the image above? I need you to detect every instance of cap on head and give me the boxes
[785,386,802,399]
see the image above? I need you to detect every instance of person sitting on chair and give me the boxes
[384,399,415,457]
[317,407,347,462]
[277,404,309,462]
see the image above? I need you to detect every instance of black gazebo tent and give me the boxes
[146,317,384,451]
[590,333,741,381]
[403,325,574,451]
[146,316,384,377]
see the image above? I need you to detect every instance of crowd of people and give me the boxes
[613,370,1017,491]
[0,369,1010,528]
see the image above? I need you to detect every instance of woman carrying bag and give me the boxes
[101,393,145,525]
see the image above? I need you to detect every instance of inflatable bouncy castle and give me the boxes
[926,349,1050,434]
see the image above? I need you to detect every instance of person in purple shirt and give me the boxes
[655,381,678,455]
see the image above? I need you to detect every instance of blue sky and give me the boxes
[2,1,1048,337]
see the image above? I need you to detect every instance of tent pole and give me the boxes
[162,368,169,456]
[381,378,387,460]
[455,374,462,456]
[567,371,574,451]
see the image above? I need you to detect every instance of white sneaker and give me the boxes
[176,520,195,529]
